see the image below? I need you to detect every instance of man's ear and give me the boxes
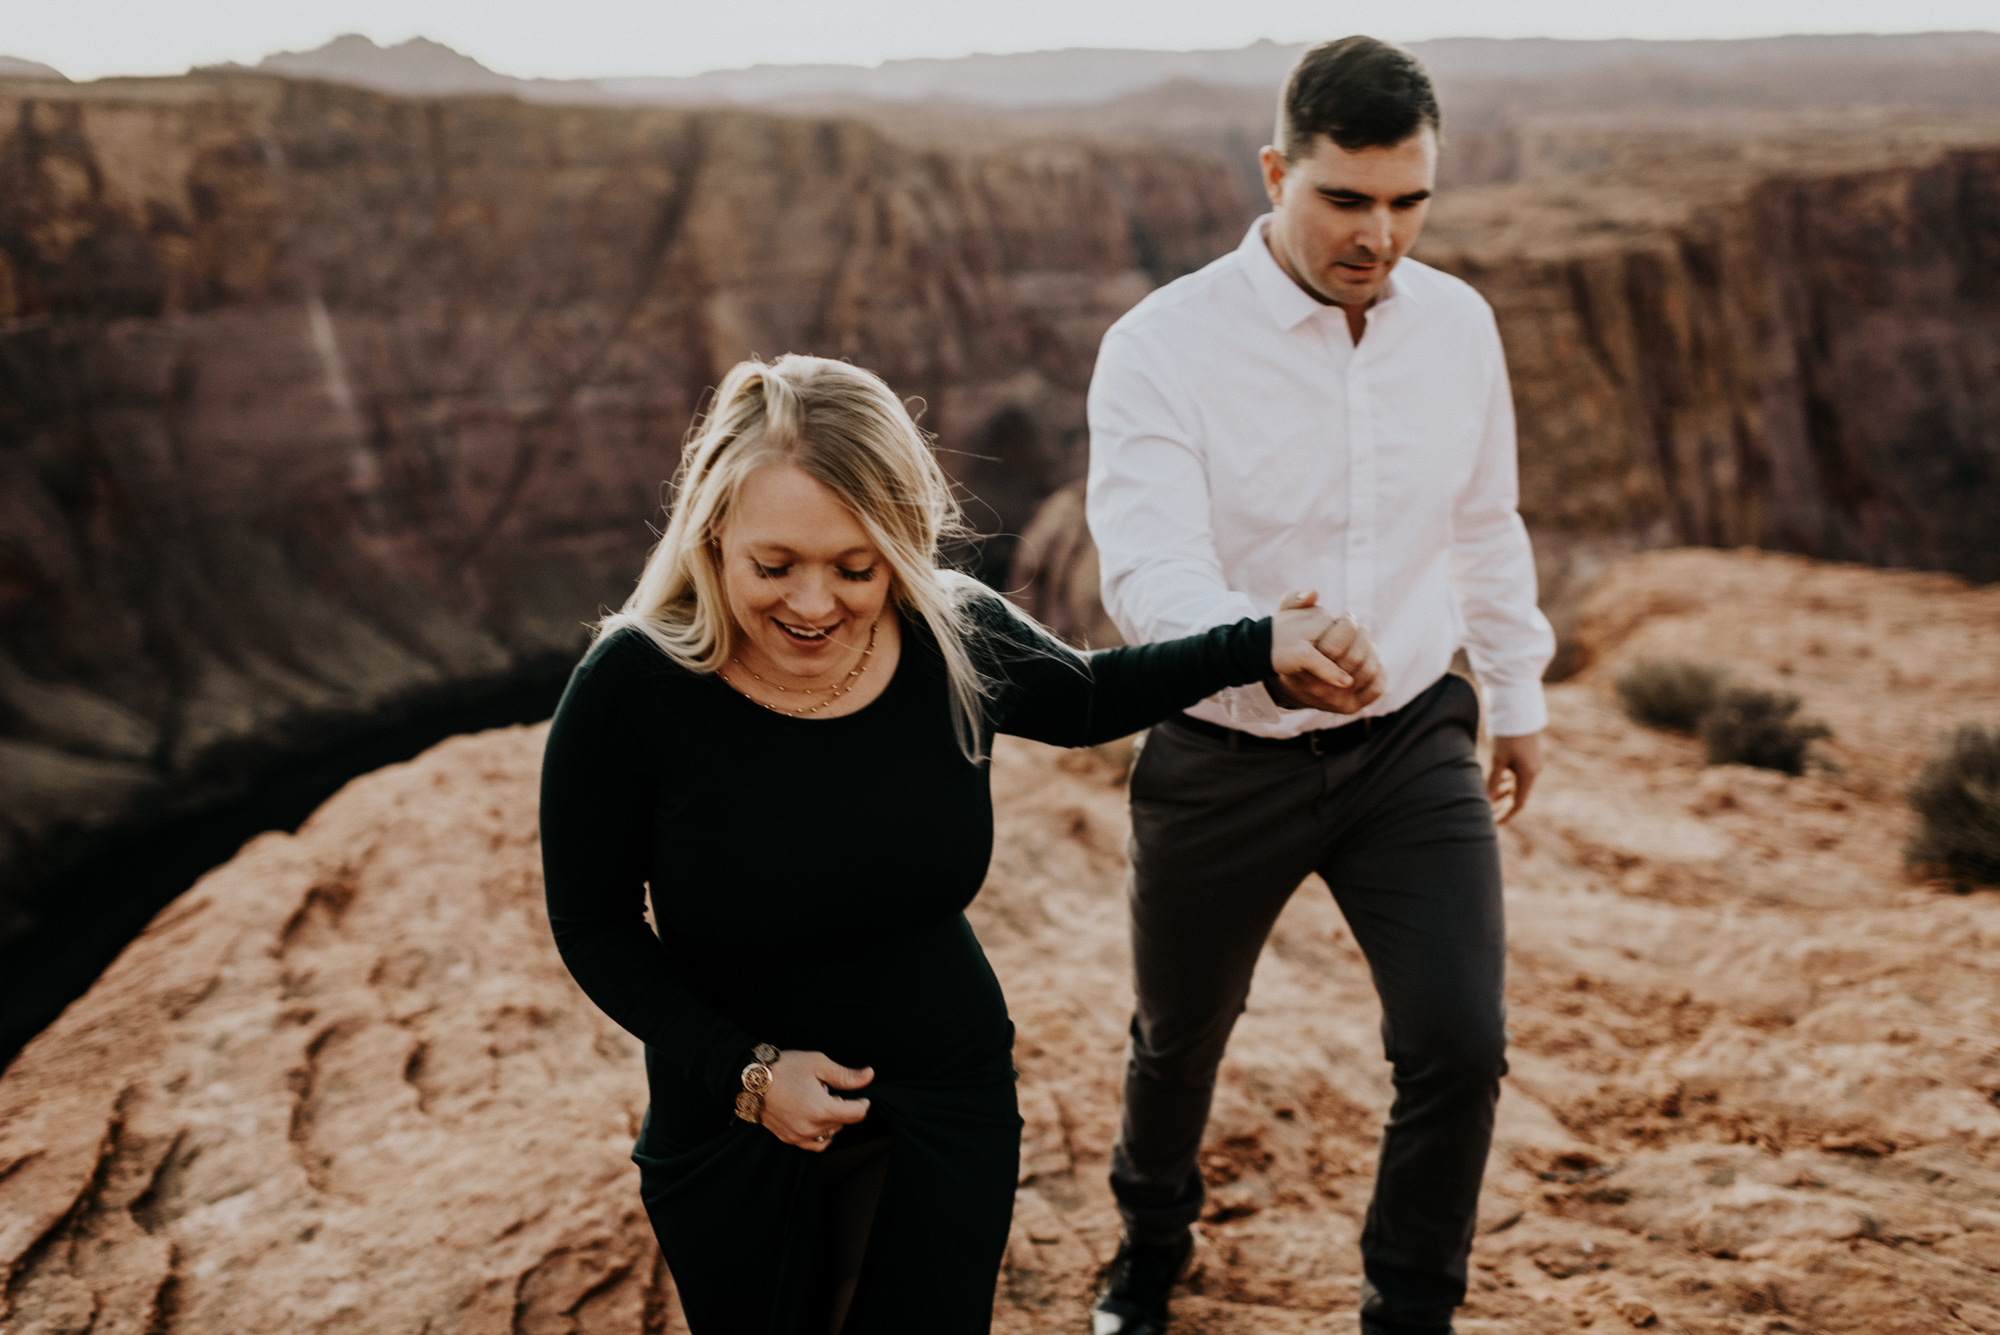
[1258,145,1288,209]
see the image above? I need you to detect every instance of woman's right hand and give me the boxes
[757,1050,874,1152]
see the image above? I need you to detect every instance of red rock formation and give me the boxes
[0,728,680,1333]
[0,74,1248,926]
[1011,117,2000,665]
[1419,118,2000,649]
[3,548,1997,1332]
[1004,480,1121,650]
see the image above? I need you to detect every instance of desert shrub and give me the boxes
[1615,659,1729,732]
[1907,724,2000,886]
[1701,687,1830,775]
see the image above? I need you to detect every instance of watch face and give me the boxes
[742,1064,773,1094]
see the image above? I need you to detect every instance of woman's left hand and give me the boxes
[758,1050,874,1152]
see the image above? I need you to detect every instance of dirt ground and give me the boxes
[2,548,1995,1334]
[976,549,2000,1334]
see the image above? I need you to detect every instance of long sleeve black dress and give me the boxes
[538,591,1272,1334]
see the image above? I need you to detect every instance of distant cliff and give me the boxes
[0,73,1249,930]
[9,69,2000,959]
[1012,118,2000,668]
[1416,118,2000,661]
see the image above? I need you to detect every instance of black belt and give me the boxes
[1163,676,1446,755]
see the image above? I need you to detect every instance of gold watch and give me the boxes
[733,1043,781,1124]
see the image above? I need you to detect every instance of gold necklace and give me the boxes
[725,618,879,717]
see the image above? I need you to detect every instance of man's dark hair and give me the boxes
[1276,36,1440,159]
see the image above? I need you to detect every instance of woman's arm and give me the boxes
[538,634,757,1109]
[983,592,1347,747]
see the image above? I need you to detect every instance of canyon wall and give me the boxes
[0,73,1249,931]
[1012,119,2000,667]
[7,71,2000,998]
[1418,120,2000,663]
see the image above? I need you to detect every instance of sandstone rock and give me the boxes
[0,728,680,1334]
[1570,547,2000,790]
[1417,116,2000,629]
[1004,479,1120,649]
[0,73,1248,933]
[4,548,1998,1333]
[1614,1295,1656,1327]
[1007,116,2000,675]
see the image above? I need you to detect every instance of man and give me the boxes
[1083,36,1554,1335]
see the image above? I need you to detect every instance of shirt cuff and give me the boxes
[1483,680,1549,737]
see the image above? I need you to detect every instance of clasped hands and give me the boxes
[1271,589,1543,824]
[1267,589,1386,715]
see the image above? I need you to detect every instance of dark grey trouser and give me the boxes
[1111,674,1505,1335]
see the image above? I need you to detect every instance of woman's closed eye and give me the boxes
[751,560,877,582]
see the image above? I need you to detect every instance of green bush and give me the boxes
[1907,724,2000,886]
[1615,659,1730,733]
[1701,687,1830,775]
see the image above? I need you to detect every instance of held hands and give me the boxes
[1267,590,1386,715]
[758,1050,874,1152]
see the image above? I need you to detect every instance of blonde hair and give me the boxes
[598,355,998,760]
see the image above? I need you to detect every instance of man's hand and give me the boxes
[1487,732,1543,824]
[1265,590,1385,715]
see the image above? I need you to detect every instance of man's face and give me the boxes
[1260,128,1437,309]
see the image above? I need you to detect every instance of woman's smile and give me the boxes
[775,616,843,642]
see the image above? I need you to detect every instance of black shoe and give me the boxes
[1091,1233,1193,1335]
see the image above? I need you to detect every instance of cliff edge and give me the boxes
[0,73,1247,937]
[3,549,1997,1333]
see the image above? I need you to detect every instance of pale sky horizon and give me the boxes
[11,0,2000,83]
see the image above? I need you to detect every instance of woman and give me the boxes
[538,355,1368,1334]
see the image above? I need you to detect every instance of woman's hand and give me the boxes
[1268,590,1386,715]
[757,1050,874,1152]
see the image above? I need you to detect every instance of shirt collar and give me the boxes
[1237,213,1416,333]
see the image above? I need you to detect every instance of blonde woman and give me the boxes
[538,355,1379,1334]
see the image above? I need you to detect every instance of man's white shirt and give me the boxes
[1086,215,1555,739]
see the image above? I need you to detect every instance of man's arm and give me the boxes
[1088,328,1382,720]
[1450,312,1556,820]
[1086,329,1258,642]
[1085,330,1297,726]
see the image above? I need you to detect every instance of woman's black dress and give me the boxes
[538,592,1272,1334]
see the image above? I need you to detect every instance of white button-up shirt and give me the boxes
[1086,215,1554,739]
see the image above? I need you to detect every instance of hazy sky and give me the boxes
[14,0,2000,82]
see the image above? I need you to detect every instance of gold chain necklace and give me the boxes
[725,618,879,717]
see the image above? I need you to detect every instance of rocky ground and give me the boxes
[3,548,1997,1333]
